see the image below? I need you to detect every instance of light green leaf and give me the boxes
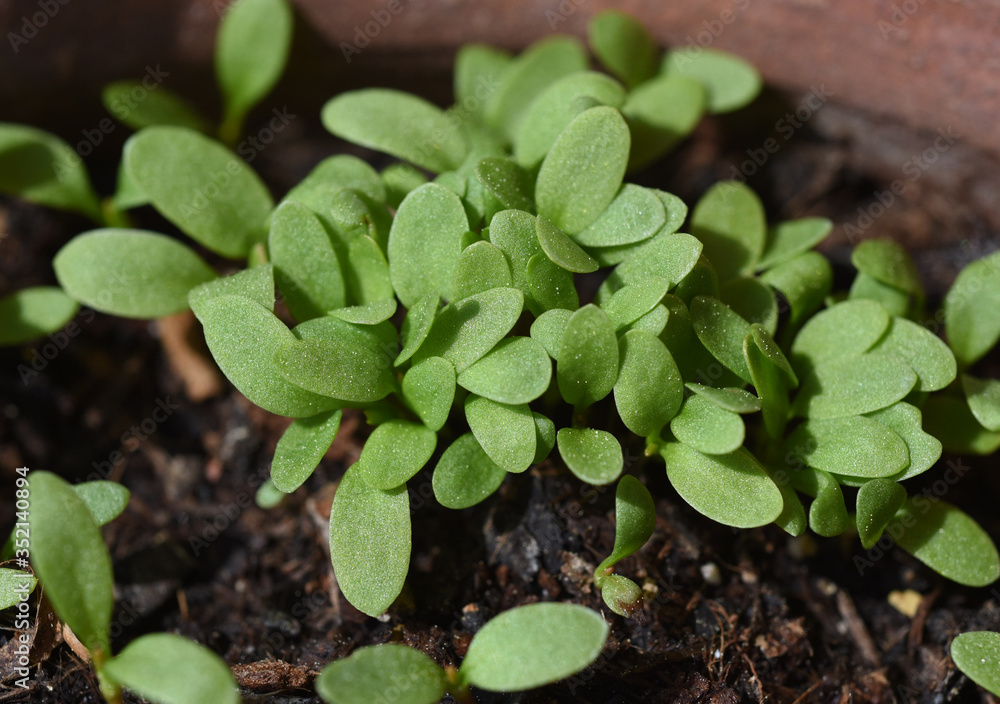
[102,82,208,133]
[689,295,753,383]
[466,396,536,474]
[104,633,237,704]
[381,163,427,210]
[856,479,906,550]
[685,383,760,414]
[55,229,215,318]
[922,394,1000,455]
[621,75,705,171]
[532,412,557,463]
[588,10,659,88]
[484,36,589,140]
[600,574,644,618]
[890,499,999,587]
[871,317,955,392]
[458,337,551,405]
[432,433,507,510]
[413,287,524,373]
[401,357,455,432]
[525,253,579,312]
[601,278,670,331]
[488,209,541,297]
[671,254,720,306]
[189,264,274,314]
[196,295,339,417]
[598,232,703,298]
[690,181,766,280]
[867,402,941,482]
[72,481,130,526]
[795,352,917,419]
[455,43,511,121]
[596,475,656,575]
[535,106,630,235]
[475,157,534,213]
[628,303,670,337]
[514,71,626,168]
[396,294,439,367]
[851,239,922,297]
[615,330,683,436]
[329,298,397,325]
[317,644,447,704]
[759,251,832,326]
[951,632,1000,697]
[557,427,623,485]
[255,478,285,509]
[270,201,345,321]
[670,394,745,455]
[535,215,598,273]
[756,218,833,271]
[389,183,469,307]
[0,569,37,610]
[0,123,101,221]
[0,287,78,346]
[768,468,807,537]
[27,471,112,654]
[849,272,910,317]
[787,416,909,478]
[558,304,619,409]
[112,157,150,211]
[323,89,466,173]
[662,47,761,113]
[751,324,797,387]
[720,277,778,335]
[284,155,386,223]
[790,299,891,373]
[275,334,394,404]
[963,374,1000,432]
[357,420,437,490]
[125,127,273,257]
[945,251,1000,368]
[744,333,791,438]
[215,0,292,136]
[530,308,573,360]
[574,184,665,248]
[660,444,782,528]
[271,410,342,493]
[790,467,850,537]
[460,603,608,691]
[330,464,410,617]
[452,241,513,300]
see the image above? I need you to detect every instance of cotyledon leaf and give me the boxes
[621,74,704,172]
[789,467,851,538]
[855,478,907,550]
[457,336,552,405]
[963,374,1000,432]
[535,215,598,273]
[531,308,573,361]
[455,43,512,122]
[744,333,791,439]
[271,410,343,493]
[866,402,941,483]
[573,184,665,248]
[945,251,1000,368]
[759,251,832,326]
[432,432,507,510]
[689,181,766,281]
[532,412,556,463]
[601,278,670,331]
[329,464,410,617]
[951,632,1000,697]
[316,644,447,704]
[597,232,703,299]
[557,428,623,485]
[790,299,891,373]
[849,272,910,317]
[689,295,753,383]
[660,443,782,528]
[614,330,683,436]
[356,420,438,490]
[851,238,923,297]
[401,357,455,432]
[588,10,659,89]
[465,395,536,473]
[756,217,833,271]
[451,240,513,300]
[0,570,37,610]
[669,394,745,455]
[794,351,917,419]
[269,201,345,321]
[720,277,778,335]
[0,287,78,346]
[103,81,209,133]
[870,316,956,392]
[189,264,274,314]
[595,475,656,575]
[525,253,579,312]
[328,298,397,325]
[275,333,395,405]
[922,394,1000,455]
[786,415,909,478]
[72,481,130,526]
[558,304,619,409]
[396,294,439,367]
[475,157,535,213]
[661,48,762,113]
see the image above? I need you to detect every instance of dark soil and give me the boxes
[2,82,1000,704]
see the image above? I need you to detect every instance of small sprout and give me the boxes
[951,631,1000,697]
[396,294,441,367]
[525,252,580,311]
[684,383,761,415]
[255,478,286,509]
[851,238,924,300]
[593,475,656,616]
[600,231,703,296]
[790,299,891,373]
[600,574,644,617]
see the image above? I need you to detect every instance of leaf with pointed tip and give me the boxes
[922,394,1000,455]
[720,277,778,335]
[789,467,850,537]
[514,71,626,168]
[455,43,511,121]
[890,499,999,587]
[388,183,469,307]
[0,287,78,346]
[465,396,536,473]
[757,218,833,271]
[951,632,1000,697]
[413,287,524,373]
[396,294,439,367]
[329,298,397,325]
[588,10,658,88]
[790,299,891,373]
[621,74,705,171]
[865,402,941,482]
[661,444,782,528]
[460,603,608,692]
[662,48,761,113]
[322,90,466,173]
[598,232,703,299]
[55,229,216,318]
[0,569,37,610]
[615,330,683,436]
[530,308,573,360]
[558,304,619,409]
[690,181,766,280]
[535,106,630,235]
[72,481,131,526]
[945,251,1000,368]
[536,215,598,273]
[432,433,507,510]
[102,82,209,133]
[401,357,455,432]
[685,383,761,414]
[557,427,623,485]
[670,394,745,455]
[744,333,791,438]
[458,337,551,405]
[759,251,832,326]
[787,416,909,478]
[963,374,1000,432]
[596,475,656,575]
[532,412,556,464]
[690,295,753,383]
[849,272,910,317]
[855,478,906,549]
[870,317,956,392]
[0,123,102,221]
[271,410,342,493]
[573,185,665,248]
[851,239,922,297]
[356,420,437,490]
[474,157,534,213]
[601,278,670,331]
[451,241,513,301]
[270,201,345,321]
[27,471,112,654]
[795,351,917,419]
[525,253,579,312]
[125,127,272,257]
[484,36,588,140]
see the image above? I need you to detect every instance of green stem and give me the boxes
[93,650,122,704]
[101,197,132,229]
[218,110,245,147]
[445,666,475,704]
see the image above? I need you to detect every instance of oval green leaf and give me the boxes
[670,394,745,455]
[871,317,955,392]
[72,481,131,526]
[458,336,551,405]
[615,330,683,436]
[951,632,1000,697]
[401,357,455,432]
[557,427,623,485]
[357,420,437,490]
[465,396,536,474]
[0,287,78,346]
[690,181,766,280]
[574,184,665,248]
[536,215,598,273]
[787,416,909,478]
[794,352,917,419]
[270,201,345,321]
[432,433,507,510]
[856,478,907,550]
[756,217,833,271]
[558,304,619,409]
[662,48,762,113]
[271,410,342,493]
[316,644,447,704]
[945,251,1000,368]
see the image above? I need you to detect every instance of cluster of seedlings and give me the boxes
[3,0,1000,700]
